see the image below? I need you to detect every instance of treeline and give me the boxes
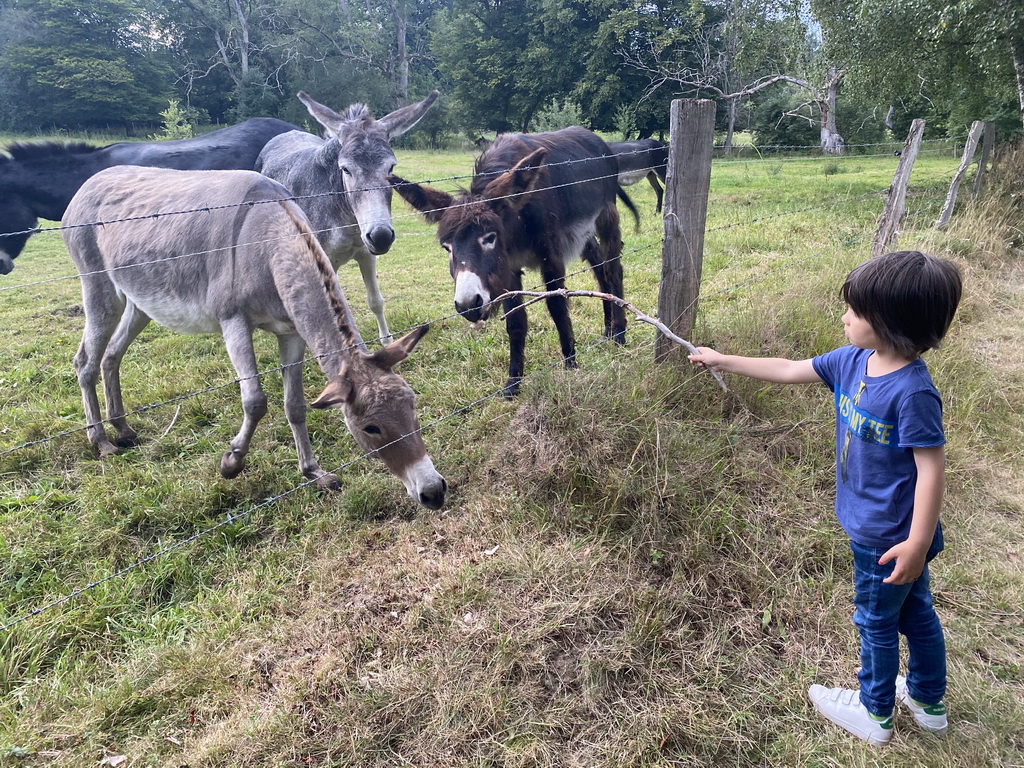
[0,0,1021,147]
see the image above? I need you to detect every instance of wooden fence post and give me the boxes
[872,119,926,258]
[971,121,995,198]
[656,99,715,362]
[935,120,987,230]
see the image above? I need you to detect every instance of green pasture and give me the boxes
[1,143,1021,767]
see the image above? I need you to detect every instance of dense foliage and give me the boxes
[0,0,1021,142]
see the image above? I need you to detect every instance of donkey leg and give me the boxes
[592,205,627,344]
[100,302,152,447]
[278,333,340,491]
[502,272,528,399]
[74,283,125,459]
[648,171,664,214]
[355,251,392,344]
[539,259,577,370]
[218,316,267,479]
[581,237,616,341]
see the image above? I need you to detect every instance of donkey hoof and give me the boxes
[115,433,140,449]
[97,442,123,459]
[219,450,246,479]
[315,473,342,492]
[502,379,522,400]
[607,328,627,345]
[564,356,579,370]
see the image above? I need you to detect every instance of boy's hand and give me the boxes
[879,540,928,585]
[688,347,726,371]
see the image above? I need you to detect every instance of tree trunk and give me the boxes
[230,0,250,76]
[723,98,737,155]
[820,66,845,155]
[1011,35,1024,132]
[389,0,409,104]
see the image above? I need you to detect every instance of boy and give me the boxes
[689,250,962,746]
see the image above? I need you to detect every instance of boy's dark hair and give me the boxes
[842,250,962,358]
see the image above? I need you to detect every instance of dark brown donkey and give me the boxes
[391,126,638,397]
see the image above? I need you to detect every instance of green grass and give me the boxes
[0,140,1022,767]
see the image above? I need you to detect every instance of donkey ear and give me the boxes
[297,91,347,135]
[379,91,440,138]
[371,324,429,371]
[310,375,354,409]
[389,175,453,224]
[482,147,548,209]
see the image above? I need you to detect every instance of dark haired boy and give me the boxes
[689,250,963,745]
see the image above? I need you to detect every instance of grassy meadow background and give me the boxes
[1,135,1022,767]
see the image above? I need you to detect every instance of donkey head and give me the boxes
[0,194,38,275]
[391,146,549,323]
[310,324,446,510]
[298,90,439,257]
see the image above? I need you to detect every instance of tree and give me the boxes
[812,0,1024,135]
[273,0,441,112]
[0,0,171,129]
[429,0,567,133]
[618,0,828,150]
[156,0,288,121]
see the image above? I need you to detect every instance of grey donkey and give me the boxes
[257,90,439,343]
[62,165,446,509]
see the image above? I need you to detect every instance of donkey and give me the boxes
[256,91,439,343]
[0,117,302,275]
[607,139,668,213]
[62,165,446,509]
[391,126,638,397]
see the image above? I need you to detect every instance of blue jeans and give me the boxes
[850,535,947,717]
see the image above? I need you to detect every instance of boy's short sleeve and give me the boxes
[811,348,843,392]
[898,390,945,448]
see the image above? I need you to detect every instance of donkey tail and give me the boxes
[616,186,641,233]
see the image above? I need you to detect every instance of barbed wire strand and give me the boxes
[0,161,969,631]
[0,167,957,456]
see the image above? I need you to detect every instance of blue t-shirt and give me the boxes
[812,346,945,548]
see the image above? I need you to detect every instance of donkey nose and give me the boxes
[455,295,486,323]
[419,476,447,510]
[365,224,395,255]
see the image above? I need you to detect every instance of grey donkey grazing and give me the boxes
[257,90,439,343]
[62,165,446,509]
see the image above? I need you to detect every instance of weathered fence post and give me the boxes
[971,121,996,198]
[935,120,987,230]
[872,119,926,258]
[656,99,716,362]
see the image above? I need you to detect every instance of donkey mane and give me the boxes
[278,196,363,347]
[2,141,98,163]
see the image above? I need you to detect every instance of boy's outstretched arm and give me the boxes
[879,446,945,584]
[688,347,823,384]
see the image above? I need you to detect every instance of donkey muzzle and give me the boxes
[364,224,396,255]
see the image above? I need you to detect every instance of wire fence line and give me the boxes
[0,138,958,246]
[0,155,956,297]
[0,151,964,629]
[0,165,958,459]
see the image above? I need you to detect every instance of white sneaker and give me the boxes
[808,685,893,745]
[895,675,949,735]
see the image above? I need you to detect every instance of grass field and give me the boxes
[1,138,1022,767]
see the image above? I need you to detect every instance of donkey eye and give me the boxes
[341,166,352,176]
[441,242,452,253]
[363,424,382,436]
[480,232,497,248]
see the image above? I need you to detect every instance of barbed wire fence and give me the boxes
[0,129,968,631]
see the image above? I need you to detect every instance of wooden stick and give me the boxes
[495,289,729,391]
